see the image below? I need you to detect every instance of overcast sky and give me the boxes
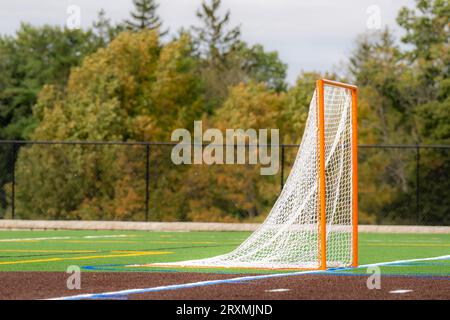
[0,0,415,83]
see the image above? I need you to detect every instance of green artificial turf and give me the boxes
[0,230,448,276]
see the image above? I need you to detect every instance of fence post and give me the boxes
[145,144,150,222]
[416,144,420,224]
[280,145,285,192]
[11,143,16,220]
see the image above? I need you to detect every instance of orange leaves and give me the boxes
[214,82,285,131]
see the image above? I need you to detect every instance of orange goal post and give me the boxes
[317,79,358,270]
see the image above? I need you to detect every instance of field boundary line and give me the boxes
[1,220,449,234]
[0,234,131,242]
[48,254,450,300]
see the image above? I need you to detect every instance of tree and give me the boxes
[193,0,241,65]
[183,82,286,221]
[92,9,127,46]
[13,31,206,221]
[191,0,241,108]
[397,0,449,102]
[416,79,450,144]
[396,0,449,143]
[349,29,417,144]
[394,0,449,225]
[192,0,287,109]
[0,23,103,140]
[347,30,417,223]
[237,43,287,92]
[346,0,449,225]
[0,24,105,218]
[125,0,168,36]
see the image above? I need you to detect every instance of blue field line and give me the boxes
[58,268,450,301]
[81,264,250,275]
[51,254,450,300]
[82,258,450,273]
[82,263,450,280]
[379,262,450,267]
[55,269,328,300]
[90,295,129,300]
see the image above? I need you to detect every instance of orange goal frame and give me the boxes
[316,79,359,270]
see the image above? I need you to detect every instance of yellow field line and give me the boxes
[146,241,216,244]
[0,240,39,243]
[144,241,241,244]
[58,240,228,244]
[0,250,97,253]
[0,251,173,266]
[56,240,138,244]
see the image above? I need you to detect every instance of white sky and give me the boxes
[0,0,415,84]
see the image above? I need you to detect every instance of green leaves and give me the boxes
[12,31,208,220]
[0,24,104,140]
[125,0,168,36]
[347,0,449,225]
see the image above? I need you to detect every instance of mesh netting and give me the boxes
[155,84,354,269]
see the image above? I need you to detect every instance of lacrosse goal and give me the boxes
[155,79,358,270]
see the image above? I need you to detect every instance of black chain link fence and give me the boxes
[0,141,448,225]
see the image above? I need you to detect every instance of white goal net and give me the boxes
[155,80,357,270]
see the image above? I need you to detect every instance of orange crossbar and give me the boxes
[322,79,358,91]
[316,79,359,270]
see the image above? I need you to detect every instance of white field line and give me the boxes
[48,254,450,300]
[389,289,413,294]
[0,234,131,242]
[0,236,72,242]
[358,254,450,268]
[366,239,445,243]
[265,289,290,292]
